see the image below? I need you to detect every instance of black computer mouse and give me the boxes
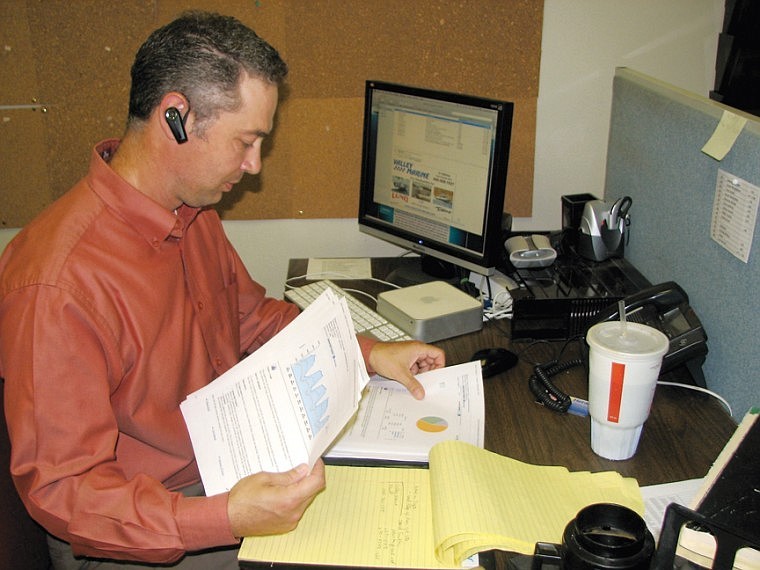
[472,347,518,379]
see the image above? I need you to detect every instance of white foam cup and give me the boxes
[586,321,669,460]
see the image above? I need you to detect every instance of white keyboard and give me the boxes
[284,280,412,342]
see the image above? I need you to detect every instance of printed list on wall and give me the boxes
[710,169,760,263]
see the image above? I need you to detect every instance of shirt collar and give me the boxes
[88,139,201,244]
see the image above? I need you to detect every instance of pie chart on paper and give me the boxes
[416,416,449,433]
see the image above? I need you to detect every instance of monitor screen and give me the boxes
[357,81,513,283]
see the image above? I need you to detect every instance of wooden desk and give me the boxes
[288,257,737,484]
[439,324,735,486]
[286,258,737,567]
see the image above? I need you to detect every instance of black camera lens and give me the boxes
[562,503,654,570]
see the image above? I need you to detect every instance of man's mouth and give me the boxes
[224,178,243,191]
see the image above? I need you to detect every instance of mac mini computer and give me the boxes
[376,281,483,343]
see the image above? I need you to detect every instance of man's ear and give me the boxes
[159,93,191,144]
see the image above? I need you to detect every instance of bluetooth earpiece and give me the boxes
[164,107,188,144]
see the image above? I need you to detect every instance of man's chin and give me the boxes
[183,194,223,209]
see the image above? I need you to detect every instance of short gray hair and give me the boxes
[127,11,287,136]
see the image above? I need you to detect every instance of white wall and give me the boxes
[0,229,19,258]
[223,219,405,298]
[2,1,725,299]
[525,0,724,231]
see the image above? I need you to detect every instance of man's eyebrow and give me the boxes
[242,128,270,138]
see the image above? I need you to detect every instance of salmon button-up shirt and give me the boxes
[0,139,375,563]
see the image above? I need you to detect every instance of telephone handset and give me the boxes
[594,281,708,387]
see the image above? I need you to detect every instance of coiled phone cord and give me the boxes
[528,358,584,413]
[525,335,588,415]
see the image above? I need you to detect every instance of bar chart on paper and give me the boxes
[289,352,329,435]
[181,288,368,495]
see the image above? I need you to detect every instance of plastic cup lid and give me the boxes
[586,321,669,360]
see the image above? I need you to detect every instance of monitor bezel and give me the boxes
[357,80,513,277]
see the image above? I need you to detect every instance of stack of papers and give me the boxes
[180,288,369,495]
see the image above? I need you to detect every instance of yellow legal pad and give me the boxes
[238,441,643,568]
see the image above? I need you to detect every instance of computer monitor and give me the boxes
[357,80,513,284]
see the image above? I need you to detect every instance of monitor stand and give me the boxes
[385,255,459,288]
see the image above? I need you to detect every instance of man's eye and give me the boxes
[241,140,255,148]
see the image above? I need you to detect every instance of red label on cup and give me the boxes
[607,362,625,422]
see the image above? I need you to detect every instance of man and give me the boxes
[0,11,444,569]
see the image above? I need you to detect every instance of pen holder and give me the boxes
[561,193,598,252]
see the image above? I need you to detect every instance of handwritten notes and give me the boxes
[238,466,443,568]
[239,441,643,568]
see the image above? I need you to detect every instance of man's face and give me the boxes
[175,74,279,208]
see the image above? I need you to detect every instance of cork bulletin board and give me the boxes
[1,1,543,228]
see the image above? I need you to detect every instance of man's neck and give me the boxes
[109,132,181,211]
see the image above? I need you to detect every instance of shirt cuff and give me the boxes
[176,493,238,552]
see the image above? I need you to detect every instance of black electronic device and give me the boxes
[357,80,514,285]
[472,348,518,379]
[165,107,188,144]
[507,503,655,570]
[710,0,760,118]
[507,501,758,570]
[594,281,708,388]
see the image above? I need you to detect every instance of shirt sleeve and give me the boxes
[230,245,300,355]
[0,286,237,564]
[230,247,380,372]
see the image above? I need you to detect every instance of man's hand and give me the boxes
[227,460,326,538]
[368,340,446,400]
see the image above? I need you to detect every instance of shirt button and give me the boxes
[215,357,223,367]
[197,301,204,311]
[151,238,160,248]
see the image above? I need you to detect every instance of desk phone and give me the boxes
[595,281,708,387]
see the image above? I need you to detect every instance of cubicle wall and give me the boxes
[605,68,760,420]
